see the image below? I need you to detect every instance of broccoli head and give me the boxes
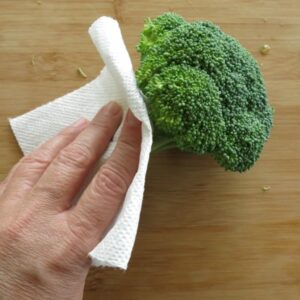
[136,12,273,172]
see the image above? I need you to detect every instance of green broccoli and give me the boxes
[136,12,273,172]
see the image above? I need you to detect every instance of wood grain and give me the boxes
[0,0,299,299]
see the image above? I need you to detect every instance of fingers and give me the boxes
[32,102,123,211]
[67,110,142,249]
[2,119,89,201]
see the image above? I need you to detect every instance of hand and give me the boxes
[0,102,141,300]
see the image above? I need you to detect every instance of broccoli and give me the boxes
[136,12,273,172]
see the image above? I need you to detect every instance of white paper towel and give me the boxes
[9,17,153,270]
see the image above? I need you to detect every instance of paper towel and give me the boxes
[9,17,153,270]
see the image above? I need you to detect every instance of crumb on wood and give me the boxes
[31,55,36,66]
[77,67,88,78]
[260,44,271,55]
[262,186,271,192]
[36,0,42,5]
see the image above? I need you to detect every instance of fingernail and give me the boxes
[102,101,122,115]
[127,110,141,126]
[71,118,88,128]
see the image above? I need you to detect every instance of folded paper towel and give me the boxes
[9,17,153,270]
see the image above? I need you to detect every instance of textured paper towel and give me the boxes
[9,17,153,270]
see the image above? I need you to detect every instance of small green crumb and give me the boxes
[260,44,271,55]
[77,67,87,78]
[262,186,271,192]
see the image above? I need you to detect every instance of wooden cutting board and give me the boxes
[0,1,299,299]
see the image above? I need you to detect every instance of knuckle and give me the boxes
[90,120,112,137]
[66,213,94,246]
[36,184,65,201]
[21,151,52,167]
[45,246,88,274]
[1,224,21,244]
[45,227,89,272]
[0,209,37,257]
[59,125,79,136]
[57,143,92,169]
[0,214,30,245]
[55,131,73,143]
[118,139,140,157]
[95,165,129,196]
[45,247,74,274]
[0,224,11,244]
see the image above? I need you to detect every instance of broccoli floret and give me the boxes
[137,13,185,57]
[145,65,225,154]
[136,13,273,172]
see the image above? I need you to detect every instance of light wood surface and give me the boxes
[1,1,299,299]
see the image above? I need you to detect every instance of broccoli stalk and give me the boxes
[151,136,177,153]
[136,13,273,172]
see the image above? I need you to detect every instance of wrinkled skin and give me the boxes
[0,102,141,300]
